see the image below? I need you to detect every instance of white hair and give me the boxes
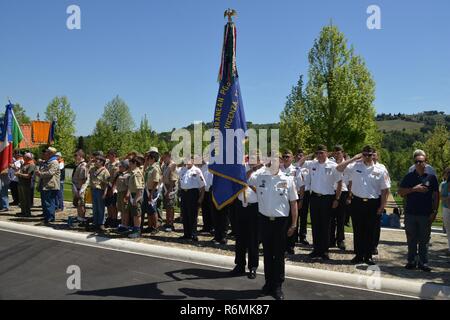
[413,149,426,158]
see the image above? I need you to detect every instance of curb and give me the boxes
[0,221,449,300]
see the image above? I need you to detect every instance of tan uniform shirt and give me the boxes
[72,161,89,190]
[116,171,131,193]
[128,168,145,193]
[106,160,120,184]
[89,167,110,190]
[146,162,162,189]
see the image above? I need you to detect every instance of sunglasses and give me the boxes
[363,153,373,157]
[415,160,425,164]
[282,155,291,159]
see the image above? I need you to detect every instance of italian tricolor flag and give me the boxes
[0,104,23,172]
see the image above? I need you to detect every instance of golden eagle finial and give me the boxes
[224,8,237,23]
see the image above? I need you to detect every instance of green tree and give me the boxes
[130,115,158,153]
[303,24,380,154]
[414,125,450,179]
[280,75,313,152]
[45,96,76,164]
[91,96,135,155]
[13,104,31,124]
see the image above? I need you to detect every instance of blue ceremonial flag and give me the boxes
[209,12,248,210]
[48,119,56,145]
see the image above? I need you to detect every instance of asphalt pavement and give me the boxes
[0,230,411,300]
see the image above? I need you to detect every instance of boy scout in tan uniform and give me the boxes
[89,156,110,231]
[162,152,178,232]
[128,157,145,238]
[106,149,121,227]
[143,149,162,234]
[72,149,89,223]
[116,160,131,233]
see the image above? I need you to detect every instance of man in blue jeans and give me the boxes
[399,154,439,272]
[35,147,60,224]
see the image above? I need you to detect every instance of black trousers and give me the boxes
[180,189,199,238]
[286,190,311,249]
[235,202,260,270]
[260,214,288,290]
[310,193,334,255]
[373,214,382,250]
[351,197,380,259]
[330,191,348,246]
[299,191,311,241]
[201,191,214,232]
[10,181,19,204]
[228,201,237,235]
[213,202,232,241]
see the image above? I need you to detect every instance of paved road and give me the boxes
[0,231,411,300]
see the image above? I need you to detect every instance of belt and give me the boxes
[353,196,379,202]
[311,191,333,197]
[260,214,288,221]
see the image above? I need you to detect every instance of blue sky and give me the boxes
[0,0,449,136]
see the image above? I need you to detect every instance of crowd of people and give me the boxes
[1,144,449,300]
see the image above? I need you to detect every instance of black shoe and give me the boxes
[372,248,379,255]
[273,288,284,300]
[321,254,331,261]
[286,247,295,255]
[351,256,364,264]
[16,212,31,217]
[191,236,199,242]
[308,251,320,259]
[261,284,272,296]
[364,257,376,266]
[299,239,310,246]
[418,264,432,272]
[212,238,227,245]
[337,242,346,251]
[247,268,257,279]
[405,262,417,270]
[229,265,246,276]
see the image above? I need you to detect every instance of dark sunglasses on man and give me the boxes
[415,160,425,165]
[363,153,373,158]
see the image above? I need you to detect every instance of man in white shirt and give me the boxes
[294,148,311,246]
[280,149,300,255]
[200,160,214,234]
[178,157,205,242]
[230,153,266,279]
[251,155,298,300]
[372,151,391,255]
[299,145,342,260]
[337,146,390,265]
[330,145,349,251]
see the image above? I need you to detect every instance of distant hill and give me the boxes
[376,119,424,133]
[376,110,450,134]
